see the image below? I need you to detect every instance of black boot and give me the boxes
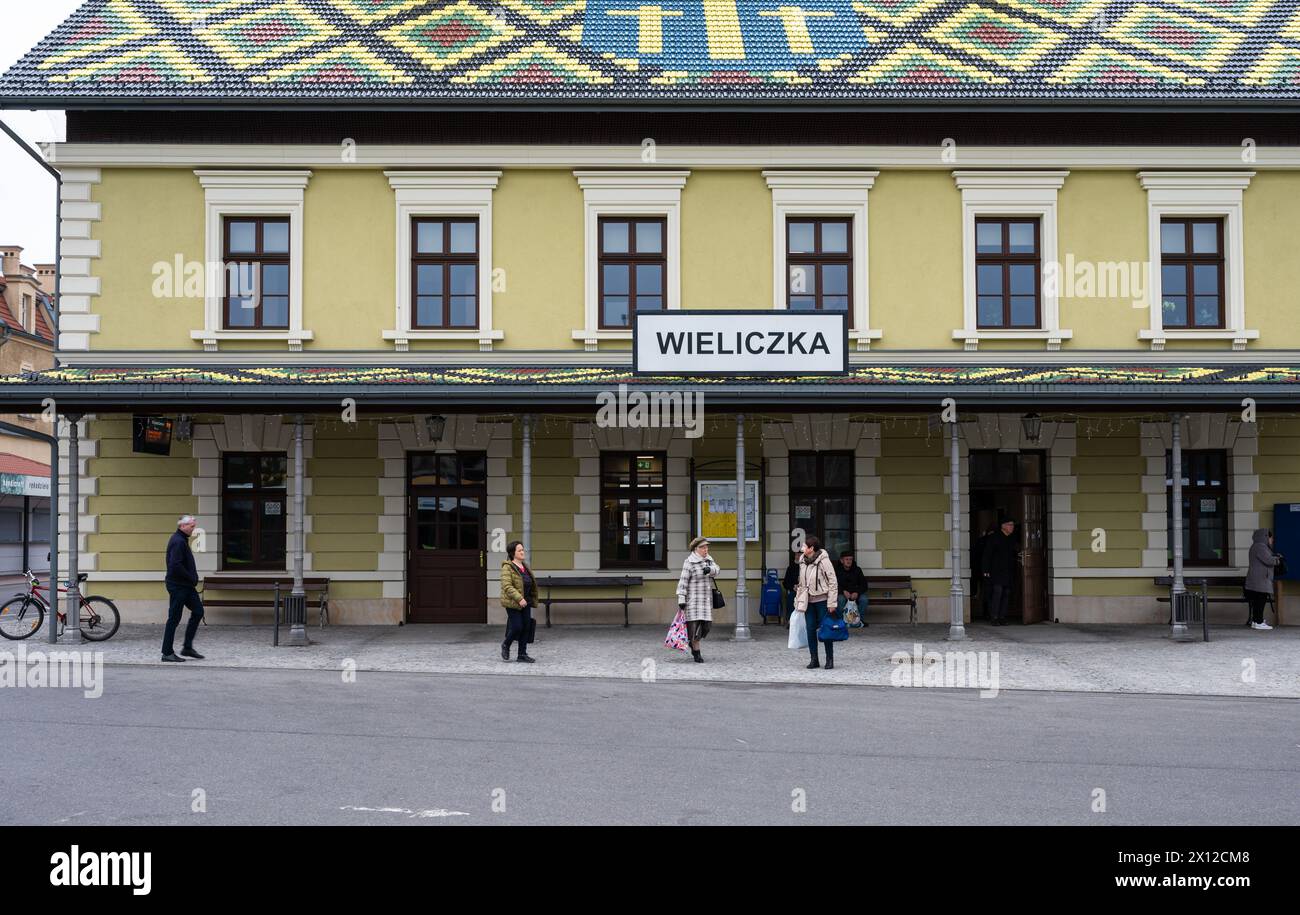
[692,649,703,663]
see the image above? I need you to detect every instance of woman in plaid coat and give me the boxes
[676,536,721,663]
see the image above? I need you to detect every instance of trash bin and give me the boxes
[1171,587,1208,642]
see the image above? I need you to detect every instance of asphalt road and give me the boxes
[1,665,1296,825]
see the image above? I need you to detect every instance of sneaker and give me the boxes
[1251,621,1273,630]
[516,654,536,663]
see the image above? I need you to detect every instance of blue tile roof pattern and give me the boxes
[1,0,1299,103]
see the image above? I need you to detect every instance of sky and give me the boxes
[0,1,84,266]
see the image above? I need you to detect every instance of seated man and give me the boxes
[835,551,869,628]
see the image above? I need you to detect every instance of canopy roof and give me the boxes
[2,0,1299,107]
[3,363,1298,410]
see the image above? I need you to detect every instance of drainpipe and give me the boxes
[948,418,967,641]
[733,413,750,641]
[0,419,58,644]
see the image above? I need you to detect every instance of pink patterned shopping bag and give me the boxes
[664,609,689,652]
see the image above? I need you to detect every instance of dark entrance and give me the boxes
[969,450,1049,624]
[407,452,487,623]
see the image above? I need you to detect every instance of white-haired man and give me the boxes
[162,514,204,662]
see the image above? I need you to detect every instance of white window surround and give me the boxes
[383,171,504,352]
[952,170,1072,351]
[763,171,881,351]
[194,171,313,352]
[572,170,689,352]
[1137,171,1256,351]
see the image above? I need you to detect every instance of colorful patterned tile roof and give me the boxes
[1,0,1298,102]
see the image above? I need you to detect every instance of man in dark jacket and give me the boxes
[981,517,1018,626]
[783,555,801,619]
[162,514,205,662]
[835,551,870,627]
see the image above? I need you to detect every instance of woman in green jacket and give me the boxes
[499,540,537,663]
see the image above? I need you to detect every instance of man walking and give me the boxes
[981,516,1018,626]
[162,514,205,662]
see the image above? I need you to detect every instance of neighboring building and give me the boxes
[0,0,1298,626]
[0,245,54,573]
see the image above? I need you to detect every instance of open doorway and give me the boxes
[969,450,1049,624]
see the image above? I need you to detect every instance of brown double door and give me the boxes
[407,452,486,623]
[969,451,1049,624]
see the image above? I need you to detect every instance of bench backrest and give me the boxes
[202,577,329,592]
[535,576,643,588]
[867,577,915,592]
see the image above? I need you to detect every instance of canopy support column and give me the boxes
[948,417,966,641]
[59,414,83,644]
[732,413,751,641]
[285,413,309,647]
[1170,412,1188,640]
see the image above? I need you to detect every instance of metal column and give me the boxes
[286,414,308,646]
[59,414,82,644]
[948,418,967,641]
[522,415,532,560]
[732,414,751,641]
[1170,412,1187,639]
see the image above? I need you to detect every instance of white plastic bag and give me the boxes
[788,610,808,650]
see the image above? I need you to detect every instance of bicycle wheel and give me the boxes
[79,596,121,642]
[0,596,44,640]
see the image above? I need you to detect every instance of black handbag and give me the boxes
[711,584,726,610]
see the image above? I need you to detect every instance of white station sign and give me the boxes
[633,310,848,376]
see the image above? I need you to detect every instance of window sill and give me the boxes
[573,328,632,351]
[192,329,313,352]
[849,328,884,351]
[952,328,1072,351]
[1139,328,1259,351]
[383,328,504,352]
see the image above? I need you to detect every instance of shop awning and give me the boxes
[2,363,1299,412]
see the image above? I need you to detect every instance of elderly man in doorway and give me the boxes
[835,550,869,628]
[162,514,205,662]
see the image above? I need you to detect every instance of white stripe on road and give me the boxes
[340,805,469,818]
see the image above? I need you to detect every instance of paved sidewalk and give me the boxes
[26,620,1300,698]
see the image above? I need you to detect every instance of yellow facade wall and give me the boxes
[1071,427,1144,568]
[86,166,1300,353]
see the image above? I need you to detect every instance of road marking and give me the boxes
[339,805,469,818]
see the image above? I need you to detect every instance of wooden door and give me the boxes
[407,453,486,624]
[1020,489,1048,623]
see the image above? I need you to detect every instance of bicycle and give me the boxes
[0,571,120,642]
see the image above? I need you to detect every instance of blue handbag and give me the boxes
[817,610,849,642]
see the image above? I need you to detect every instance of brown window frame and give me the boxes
[974,217,1041,330]
[785,217,853,327]
[788,450,855,558]
[1159,217,1226,330]
[1166,449,1230,568]
[222,216,290,330]
[221,452,288,572]
[597,216,666,330]
[599,451,668,570]
[410,216,480,330]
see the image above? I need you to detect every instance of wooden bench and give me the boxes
[200,576,330,642]
[865,576,918,626]
[1153,576,1278,626]
[534,576,643,628]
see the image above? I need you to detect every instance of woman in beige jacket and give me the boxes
[796,536,840,669]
